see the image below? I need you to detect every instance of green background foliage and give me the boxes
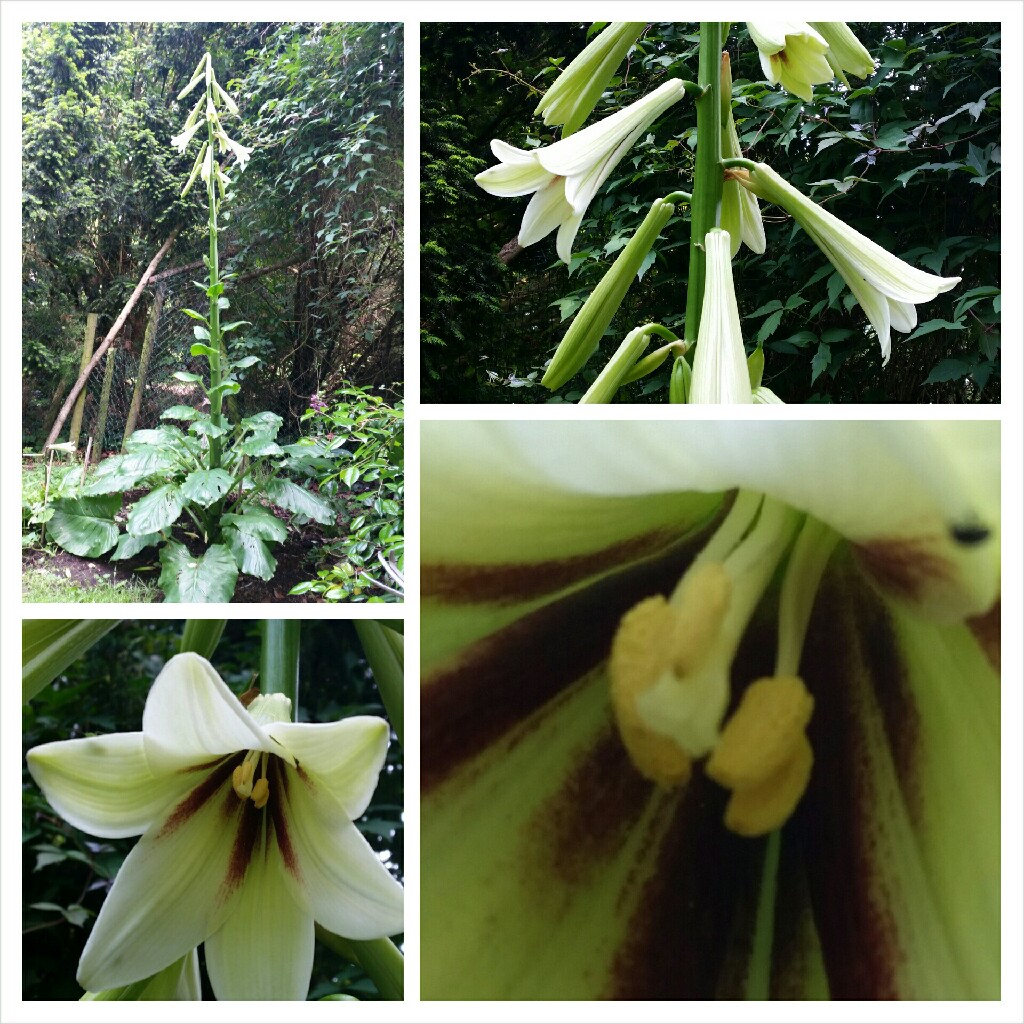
[420,22,1000,403]
[23,21,403,447]
[22,619,404,1000]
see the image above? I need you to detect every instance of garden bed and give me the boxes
[23,510,328,603]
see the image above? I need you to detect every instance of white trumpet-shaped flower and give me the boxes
[747,22,832,102]
[535,22,647,137]
[27,653,404,1001]
[720,53,765,257]
[738,162,961,362]
[476,79,688,263]
[690,229,754,404]
[810,22,875,87]
[420,420,999,999]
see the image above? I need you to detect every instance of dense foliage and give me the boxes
[23,21,403,447]
[420,22,1000,403]
[23,619,404,1000]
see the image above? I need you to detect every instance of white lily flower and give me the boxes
[720,53,765,257]
[810,22,875,87]
[690,229,756,404]
[27,653,404,1000]
[225,135,254,173]
[535,22,647,137]
[747,22,832,102]
[420,420,999,999]
[476,79,688,263]
[738,162,961,362]
[170,118,204,155]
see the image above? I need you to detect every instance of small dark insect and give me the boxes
[950,523,990,546]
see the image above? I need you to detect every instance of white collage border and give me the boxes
[1,2,1021,1022]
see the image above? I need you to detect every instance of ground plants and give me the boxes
[286,387,404,602]
[43,55,334,601]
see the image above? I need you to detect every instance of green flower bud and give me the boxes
[542,198,673,390]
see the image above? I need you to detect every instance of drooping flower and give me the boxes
[27,653,404,1000]
[535,22,647,137]
[420,420,999,999]
[720,53,765,257]
[747,22,833,102]
[690,228,755,404]
[809,22,875,87]
[476,79,689,264]
[736,162,961,362]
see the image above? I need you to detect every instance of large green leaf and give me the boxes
[159,542,238,602]
[241,411,284,436]
[264,478,335,525]
[238,435,284,457]
[126,425,187,449]
[111,531,163,560]
[224,526,277,580]
[180,468,233,507]
[221,509,288,542]
[127,485,185,537]
[47,495,121,557]
[82,450,176,495]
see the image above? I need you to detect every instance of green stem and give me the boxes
[205,70,223,473]
[314,926,404,1001]
[722,156,758,172]
[259,620,300,715]
[683,22,725,343]
[179,620,226,659]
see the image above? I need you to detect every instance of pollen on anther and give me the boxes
[251,777,270,809]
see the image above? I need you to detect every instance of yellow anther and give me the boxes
[608,565,733,786]
[610,595,691,786]
[706,675,815,837]
[232,759,255,799]
[705,675,813,790]
[251,777,270,809]
[723,734,813,837]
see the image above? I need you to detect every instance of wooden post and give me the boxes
[68,313,98,450]
[44,229,178,449]
[92,345,117,453]
[122,285,165,449]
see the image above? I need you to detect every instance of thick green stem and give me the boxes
[179,620,226,659]
[205,73,224,472]
[684,22,725,343]
[259,620,300,716]
[314,926,404,1001]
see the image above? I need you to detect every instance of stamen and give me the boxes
[232,758,255,799]
[251,777,270,809]
[706,675,814,837]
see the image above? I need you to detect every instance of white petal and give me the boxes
[539,80,685,178]
[204,836,314,1000]
[421,421,999,618]
[142,653,271,772]
[555,209,585,264]
[889,296,918,333]
[267,717,390,819]
[518,178,572,248]
[279,771,404,939]
[490,138,538,165]
[78,770,241,990]
[27,732,191,839]
[475,159,554,198]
